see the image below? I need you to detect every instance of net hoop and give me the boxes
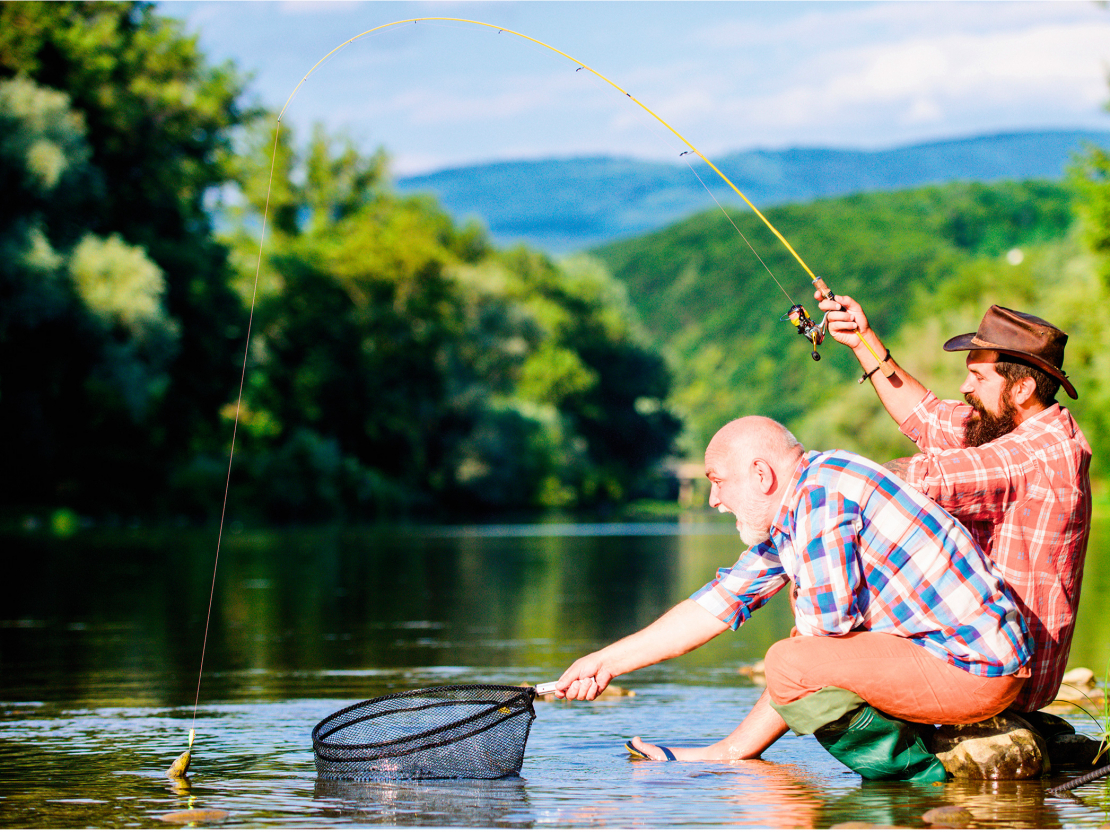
[312,684,539,780]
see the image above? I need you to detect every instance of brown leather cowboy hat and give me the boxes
[943,305,1076,399]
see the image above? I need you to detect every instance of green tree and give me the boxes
[594,180,1076,455]
[224,125,681,520]
[1071,146,1110,287]
[0,2,253,517]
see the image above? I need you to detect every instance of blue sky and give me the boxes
[160,1,1110,176]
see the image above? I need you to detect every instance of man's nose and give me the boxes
[708,483,720,507]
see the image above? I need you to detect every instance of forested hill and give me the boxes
[588,179,1110,476]
[396,130,1110,253]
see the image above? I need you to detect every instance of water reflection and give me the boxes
[629,758,827,828]
[315,777,533,826]
[2,520,1109,828]
[940,778,1064,829]
[1,522,793,705]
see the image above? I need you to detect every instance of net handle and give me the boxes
[533,678,595,696]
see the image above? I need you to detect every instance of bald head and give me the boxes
[706,416,803,472]
[704,417,804,545]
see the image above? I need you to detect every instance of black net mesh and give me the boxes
[313,684,539,781]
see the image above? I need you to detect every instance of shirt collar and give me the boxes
[1017,401,1060,429]
[769,452,808,543]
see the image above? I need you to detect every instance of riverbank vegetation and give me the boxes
[1,1,680,525]
[3,1,1109,527]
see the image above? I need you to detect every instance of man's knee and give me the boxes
[763,637,806,704]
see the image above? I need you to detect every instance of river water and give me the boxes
[1,517,1108,828]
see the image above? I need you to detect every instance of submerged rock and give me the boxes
[922,805,974,828]
[1061,666,1098,690]
[1009,709,1106,770]
[521,681,635,698]
[1046,733,1108,769]
[737,660,766,686]
[929,713,1049,780]
[598,684,635,698]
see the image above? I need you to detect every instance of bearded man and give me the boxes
[816,299,1092,720]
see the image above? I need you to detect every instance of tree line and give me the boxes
[0,2,681,525]
[5,2,1110,528]
[595,177,1110,479]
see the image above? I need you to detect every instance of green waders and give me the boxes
[814,705,948,783]
[772,687,948,783]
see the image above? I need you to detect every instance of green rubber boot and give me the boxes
[815,705,948,783]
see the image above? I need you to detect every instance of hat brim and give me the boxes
[943,333,1077,399]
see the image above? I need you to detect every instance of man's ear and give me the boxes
[1009,375,1038,408]
[750,458,776,495]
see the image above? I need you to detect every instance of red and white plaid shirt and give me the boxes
[900,393,1092,712]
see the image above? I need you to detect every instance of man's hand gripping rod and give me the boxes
[784,278,894,379]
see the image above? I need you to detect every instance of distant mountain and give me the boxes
[395,130,1110,254]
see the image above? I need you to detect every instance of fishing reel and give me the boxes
[781,303,828,361]
[781,276,840,362]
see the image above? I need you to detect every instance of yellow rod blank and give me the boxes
[276,17,819,284]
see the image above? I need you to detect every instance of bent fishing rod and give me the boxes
[176,15,895,779]
[275,16,893,375]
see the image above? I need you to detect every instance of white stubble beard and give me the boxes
[720,503,771,547]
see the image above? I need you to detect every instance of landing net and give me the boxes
[313,684,539,780]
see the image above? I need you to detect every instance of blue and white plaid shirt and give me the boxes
[693,450,1030,677]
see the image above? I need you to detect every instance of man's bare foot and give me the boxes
[627,736,678,760]
[628,736,732,762]
[627,735,767,762]
[626,691,787,763]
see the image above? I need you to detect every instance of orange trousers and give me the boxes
[765,632,1027,729]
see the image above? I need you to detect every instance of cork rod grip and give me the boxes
[812,278,894,378]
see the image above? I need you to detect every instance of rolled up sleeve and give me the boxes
[691,541,788,630]
[899,392,968,452]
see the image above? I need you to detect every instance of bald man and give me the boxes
[555,416,1030,782]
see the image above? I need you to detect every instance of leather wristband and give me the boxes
[858,348,892,384]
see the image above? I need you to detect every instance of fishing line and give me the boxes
[176,15,852,772]
[678,154,795,305]
[180,120,282,771]
[560,54,796,304]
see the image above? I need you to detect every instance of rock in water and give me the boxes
[1047,733,1108,768]
[166,747,191,780]
[929,713,1049,779]
[922,805,974,828]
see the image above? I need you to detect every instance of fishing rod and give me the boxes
[173,16,895,780]
[276,17,893,375]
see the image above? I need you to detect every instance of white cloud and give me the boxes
[161,1,1110,171]
[669,9,1110,152]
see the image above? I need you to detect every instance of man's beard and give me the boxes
[963,386,1018,447]
[736,506,772,547]
[738,522,771,547]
